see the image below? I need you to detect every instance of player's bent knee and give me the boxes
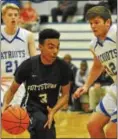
[87,119,103,133]
[105,122,117,138]
[36,119,46,130]
[87,121,97,133]
[28,111,47,133]
[35,114,47,130]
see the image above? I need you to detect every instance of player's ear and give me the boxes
[39,44,41,50]
[105,19,111,27]
[39,44,42,51]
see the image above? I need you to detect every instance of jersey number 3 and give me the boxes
[105,62,117,76]
[39,94,47,104]
[6,60,18,72]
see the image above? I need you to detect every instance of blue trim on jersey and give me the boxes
[94,42,98,49]
[94,38,103,50]
[1,34,6,41]
[97,41,103,47]
[105,37,116,43]
[1,28,25,43]
[111,110,117,115]
[94,36,116,50]
[112,119,117,123]
[100,101,110,117]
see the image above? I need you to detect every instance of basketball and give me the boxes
[2,106,30,135]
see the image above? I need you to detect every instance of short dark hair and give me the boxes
[39,28,60,44]
[86,6,112,23]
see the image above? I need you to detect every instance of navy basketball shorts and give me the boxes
[28,109,56,139]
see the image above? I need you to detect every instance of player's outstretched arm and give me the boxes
[73,86,88,99]
[73,50,104,99]
[28,32,37,56]
[2,80,20,113]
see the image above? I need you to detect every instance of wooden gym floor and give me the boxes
[1,111,90,138]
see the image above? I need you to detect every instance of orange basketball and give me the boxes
[2,106,30,135]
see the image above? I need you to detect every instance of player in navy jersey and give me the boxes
[2,29,71,139]
[73,6,117,138]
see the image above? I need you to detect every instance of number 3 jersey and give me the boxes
[14,55,71,113]
[90,24,117,83]
[1,26,30,78]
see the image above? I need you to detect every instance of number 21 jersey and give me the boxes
[1,26,30,78]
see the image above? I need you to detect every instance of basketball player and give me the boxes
[2,29,71,139]
[1,3,37,106]
[73,6,117,138]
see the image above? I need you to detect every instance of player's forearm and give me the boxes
[3,80,20,107]
[52,93,69,114]
[3,89,15,107]
[84,65,104,89]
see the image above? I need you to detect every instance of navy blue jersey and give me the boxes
[14,55,71,113]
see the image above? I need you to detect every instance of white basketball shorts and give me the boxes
[96,83,117,123]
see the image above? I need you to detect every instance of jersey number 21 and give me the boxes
[6,60,18,72]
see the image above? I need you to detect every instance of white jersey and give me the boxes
[1,26,30,78]
[90,24,117,82]
[1,26,31,104]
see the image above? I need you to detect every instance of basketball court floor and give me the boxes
[1,111,90,138]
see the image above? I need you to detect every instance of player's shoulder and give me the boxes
[18,56,39,71]
[110,24,117,32]
[1,25,4,32]
[19,27,33,38]
[56,57,68,66]
[21,57,32,66]
[56,57,70,71]
[18,27,33,42]
[89,36,97,50]
[19,27,32,36]
[30,55,40,61]
[106,24,117,40]
[1,25,6,35]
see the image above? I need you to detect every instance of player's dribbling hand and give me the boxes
[1,105,11,114]
[44,106,55,129]
[73,86,88,99]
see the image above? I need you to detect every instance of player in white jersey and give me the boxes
[73,6,117,138]
[1,3,37,106]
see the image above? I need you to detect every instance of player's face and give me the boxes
[89,16,111,39]
[40,39,60,64]
[2,9,19,28]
